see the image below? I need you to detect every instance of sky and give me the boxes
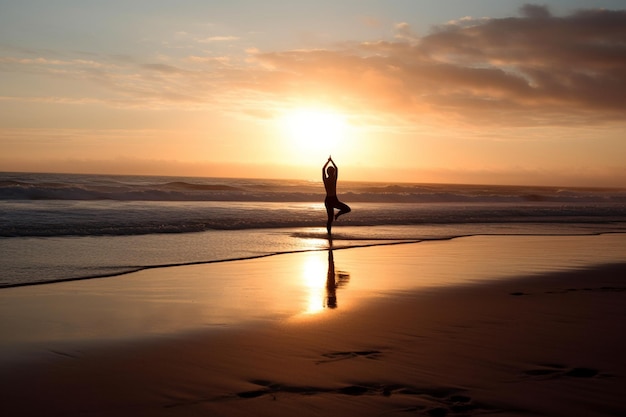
[1,0,625,186]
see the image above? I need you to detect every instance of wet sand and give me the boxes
[1,235,625,416]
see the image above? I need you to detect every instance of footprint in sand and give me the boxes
[316,350,382,364]
[233,380,508,416]
[522,364,604,379]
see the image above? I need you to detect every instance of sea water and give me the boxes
[1,172,626,288]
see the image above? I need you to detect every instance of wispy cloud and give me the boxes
[250,6,626,126]
[198,35,240,43]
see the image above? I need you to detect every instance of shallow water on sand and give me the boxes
[2,223,625,288]
[1,233,624,351]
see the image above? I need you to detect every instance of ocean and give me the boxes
[2,172,626,288]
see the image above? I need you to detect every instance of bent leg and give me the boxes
[334,201,351,220]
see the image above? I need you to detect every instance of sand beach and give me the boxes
[1,234,625,417]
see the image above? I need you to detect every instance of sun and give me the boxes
[280,107,348,155]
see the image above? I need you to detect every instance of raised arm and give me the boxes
[322,158,331,178]
[323,156,337,177]
[329,157,338,178]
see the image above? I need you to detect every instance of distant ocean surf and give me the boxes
[1,172,625,287]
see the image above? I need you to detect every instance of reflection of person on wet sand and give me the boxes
[325,248,350,309]
[325,249,337,308]
[322,156,351,234]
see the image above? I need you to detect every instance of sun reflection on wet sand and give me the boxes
[300,253,328,314]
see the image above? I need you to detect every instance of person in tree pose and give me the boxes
[322,156,351,234]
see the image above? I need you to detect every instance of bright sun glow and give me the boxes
[280,108,348,155]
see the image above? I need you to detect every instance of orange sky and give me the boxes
[1,2,625,186]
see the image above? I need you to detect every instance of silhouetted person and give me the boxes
[322,156,351,234]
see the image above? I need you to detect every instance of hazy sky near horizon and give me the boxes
[1,0,625,186]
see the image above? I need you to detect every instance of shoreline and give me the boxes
[1,234,625,416]
[0,237,421,290]
[3,229,625,290]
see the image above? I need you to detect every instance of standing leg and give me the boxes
[325,199,334,234]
